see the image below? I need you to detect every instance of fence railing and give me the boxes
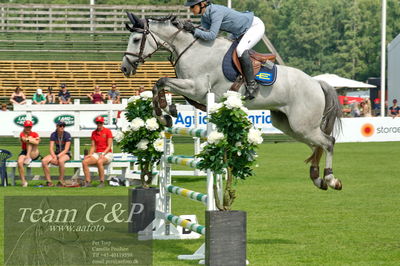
[0,4,196,34]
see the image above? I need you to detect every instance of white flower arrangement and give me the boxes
[145,117,160,131]
[196,92,262,211]
[224,95,243,109]
[248,128,263,145]
[131,117,145,131]
[140,90,153,99]
[127,95,140,103]
[207,131,225,144]
[153,138,164,152]
[136,139,149,150]
[114,130,124,143]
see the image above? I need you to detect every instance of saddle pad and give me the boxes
[255,64,277,86]
[222,40,240,82]
[222,41,278,86]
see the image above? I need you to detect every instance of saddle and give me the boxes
[232,49,276,77]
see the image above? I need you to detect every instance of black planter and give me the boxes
[205,210,247,266]
[128,187,159,233]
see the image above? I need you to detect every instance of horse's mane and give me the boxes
[148,15,177,22]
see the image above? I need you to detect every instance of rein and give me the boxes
[124,19,198,68]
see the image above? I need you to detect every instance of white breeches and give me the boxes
[236,16,265,57]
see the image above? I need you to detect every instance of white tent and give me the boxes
[313,74,376,89]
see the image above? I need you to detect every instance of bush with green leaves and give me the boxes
[196,91,263,210]
[115,91,166,188]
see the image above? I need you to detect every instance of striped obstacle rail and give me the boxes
[166,155,201,168]
[166,185,208,205]
[164,213,206,235]
[165,127,208,138]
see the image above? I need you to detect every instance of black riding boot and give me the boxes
[239,50,259,100]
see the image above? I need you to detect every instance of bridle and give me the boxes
[124,18,198,69]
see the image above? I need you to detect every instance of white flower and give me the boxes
[240,106,249,114]
[248,128,263,145]
[145,117,159,131]
[140,90,153,100]
[223,91,241,98]
[209,103,223,114]
[136,139,149,150]
[207,131,224,144]
[160,131,165,138]
[235,142,242,147]
[114,130,124,142]
[131,118,145,131]
[224,95,243,109]
[200,141,208,150]
[153,138,164,152]
[127,96,140,103]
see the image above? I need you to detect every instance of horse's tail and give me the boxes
[319,80,342,136]
[305,80,342,164]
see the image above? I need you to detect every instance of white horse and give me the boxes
[121,14,343,191]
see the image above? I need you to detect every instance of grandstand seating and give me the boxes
[0,60,176,99]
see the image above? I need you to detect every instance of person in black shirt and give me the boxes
[41,121,72,186]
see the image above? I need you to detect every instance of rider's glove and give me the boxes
[183,21,195,34]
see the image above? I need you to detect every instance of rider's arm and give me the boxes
[194,8,223,41]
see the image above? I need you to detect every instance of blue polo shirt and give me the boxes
[50,131,72,154]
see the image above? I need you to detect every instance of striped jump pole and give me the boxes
[166,155,201,168]
[165,127,208,138]
[166,185,208,205]
[164,213,206,235]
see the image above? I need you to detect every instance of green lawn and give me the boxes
[1,141,400,265]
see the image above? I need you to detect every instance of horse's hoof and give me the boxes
[169,104,178,117]
[319,180,328,190]
[164,115,173,127]
[333,179,342,190]
[158,89,167,108]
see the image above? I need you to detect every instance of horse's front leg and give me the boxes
[152,77,197,127]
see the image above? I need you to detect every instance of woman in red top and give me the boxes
[82,116,113,187]
[87,85,105,104]
[18,120,41,187]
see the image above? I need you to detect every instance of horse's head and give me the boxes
[121,13,158,77]
[121,13,188,77]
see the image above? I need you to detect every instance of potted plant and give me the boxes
[116,91,169,233]
[196,91,263,265]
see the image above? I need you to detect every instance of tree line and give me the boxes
[10,0,400,81]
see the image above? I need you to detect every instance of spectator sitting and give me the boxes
[41,121,71,187]
[373,98,381,116]
[18,120,41,187]
[342,97,351,117]
[389,99,400,118]
[58,84,72,104]
[87,85,105,104]
[10,86,26,105]
[361,98,372,117]
[82,116,113,187]
[107,84,121,104]
[46,87,56,104]
[1,103,9,111]
[138,85,145,95]
[32,89,46,104]
[350,102,361,117]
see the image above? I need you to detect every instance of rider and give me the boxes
[183,0,265,99]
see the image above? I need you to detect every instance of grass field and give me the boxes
[1,141,400,265]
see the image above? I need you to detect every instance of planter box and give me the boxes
[128,187,159,233]
[205,210,247,266]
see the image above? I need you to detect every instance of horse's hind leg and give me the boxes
[270,111,328,190]
[323,142,342,190]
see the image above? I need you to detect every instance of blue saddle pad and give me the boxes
[222,41,277,86]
